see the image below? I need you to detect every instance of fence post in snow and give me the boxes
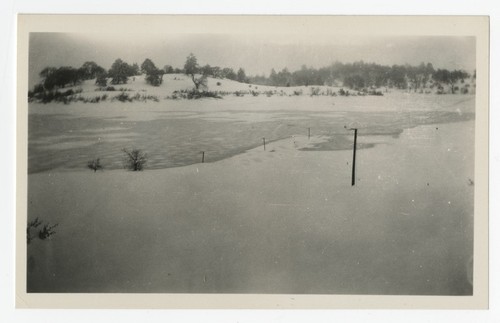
[350,128,358,186]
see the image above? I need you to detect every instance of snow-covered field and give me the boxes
[26,77,475,295]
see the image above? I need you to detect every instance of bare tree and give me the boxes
[122,148,147,171]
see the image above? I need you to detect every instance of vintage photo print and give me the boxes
[16,15,489,308]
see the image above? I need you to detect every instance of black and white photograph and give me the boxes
[15,15,489,308]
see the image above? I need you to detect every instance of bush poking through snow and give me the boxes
[186,90,221,99]
[122,148,147,171]
[338,88,350,96]
[87,158,103,172]
[112,92,159,102]
[27,217,59,243]
[309,87,321,96]
[27,217,42,244]
[39,223,59,240]
[168,89,222,100]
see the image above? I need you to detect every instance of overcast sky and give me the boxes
[28,33,475,88]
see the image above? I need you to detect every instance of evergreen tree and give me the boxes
[95,73,108,87]
[79,61,105,80]
[108,59,130,85]
[141,58,157,75]
[236,68,247,83]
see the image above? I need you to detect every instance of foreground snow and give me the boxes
[27,120,474,295]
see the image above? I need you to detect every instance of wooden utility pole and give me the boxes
[201,151,205,163]
[351,128,358,186]
[263,137,266,151]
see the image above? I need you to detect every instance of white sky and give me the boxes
[29,33,475,88]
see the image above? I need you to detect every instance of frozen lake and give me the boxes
[28,94,474,173]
